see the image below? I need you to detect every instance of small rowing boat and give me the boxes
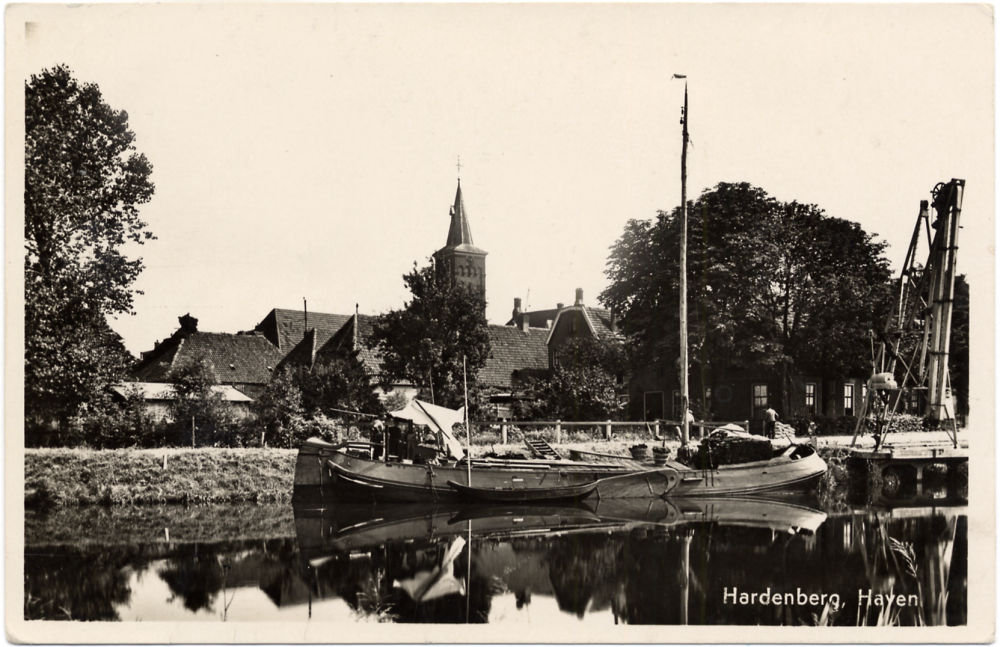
[446,479,599,502]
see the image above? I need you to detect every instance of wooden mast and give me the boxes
[679,81,690,445]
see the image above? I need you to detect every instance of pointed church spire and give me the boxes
[446,180,475,248]
[435,177,487,303]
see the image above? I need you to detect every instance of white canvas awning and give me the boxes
[389,399,466,459]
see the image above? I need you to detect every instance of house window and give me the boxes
[618,394,630,406]
[644,392,664,421]
[752,383,769,419]
[672,390,682,421]
[805,383,817,414]
[844,384,855,416]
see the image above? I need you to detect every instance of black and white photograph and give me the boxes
[7,3,994,642]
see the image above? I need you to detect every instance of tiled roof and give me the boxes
[511,306,619,341]
[275,328,317,373]
[581,306,619,340]
[479,325,550,390]
[253,308,352,355]
[315,314,384,376]
[132,332,285,386]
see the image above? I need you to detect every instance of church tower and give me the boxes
[433,180,487,301]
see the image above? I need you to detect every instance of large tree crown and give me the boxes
[25,64,155,317]
[600,182,892,379]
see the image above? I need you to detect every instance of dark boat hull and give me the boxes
[594,445,827,498]
[293,438,827,503]
[293,439,626,504]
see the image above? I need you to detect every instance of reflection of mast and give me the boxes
[466,520,472,624]
[680,530,692,625]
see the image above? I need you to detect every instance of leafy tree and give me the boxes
[78,382,164,449]
[251,367,304,447]
[25,65,155,431]
[300,359,383,419]
[601,182,893,388]
[25,279,133,439]
[167,356,236,447]
[543,338,628,421]
[370,261,491,409]
[254,356,382,447]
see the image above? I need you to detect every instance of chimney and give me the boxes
[546,319,553,328]
[522,315,531,333]
[512,298,522,322]
[178,313,198,334]
[610,309,618,333]
[556,303,564,310]
[575,288,584,306]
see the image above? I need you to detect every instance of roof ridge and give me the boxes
[579,307,599,336]
[171,337,185,371]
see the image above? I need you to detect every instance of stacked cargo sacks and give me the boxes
[678,434,774,470]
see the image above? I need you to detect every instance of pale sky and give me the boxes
[9,3,994,357]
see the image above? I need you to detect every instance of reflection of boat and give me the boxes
[295,502,611,559]
[446,478,599,502]
[294,437,827,504]
[294,495,827,562]
[593,496,828,534]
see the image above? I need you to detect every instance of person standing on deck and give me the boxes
[371,418,386,460]
[763,407,779,439]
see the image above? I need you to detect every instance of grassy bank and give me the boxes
[25,448,297,507]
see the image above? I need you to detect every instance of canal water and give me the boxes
[24,485,967,626]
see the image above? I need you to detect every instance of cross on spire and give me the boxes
[457,155,462,179]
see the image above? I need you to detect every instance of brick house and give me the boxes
[629,362,866,431]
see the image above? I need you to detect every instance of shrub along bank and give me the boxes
[25,448,297,507]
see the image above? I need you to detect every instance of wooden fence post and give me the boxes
[556,420,562,445]
[653,421,660,440]
[605,421,612,440]
[501,421,508,445]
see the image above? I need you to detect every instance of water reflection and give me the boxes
[24,492,967,625]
